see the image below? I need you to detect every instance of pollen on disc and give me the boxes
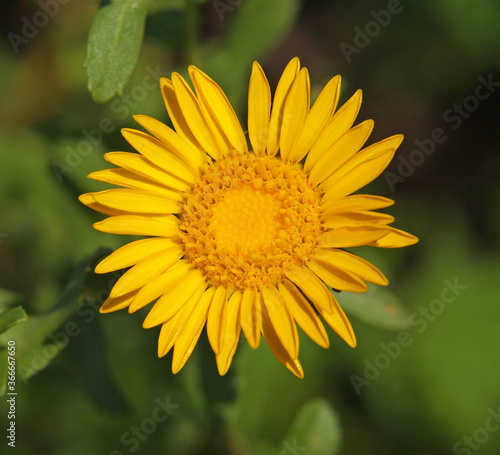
[210,183,285,254]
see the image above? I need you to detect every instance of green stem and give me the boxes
[185,0,199,65]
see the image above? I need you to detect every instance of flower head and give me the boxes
[80,58,418,378]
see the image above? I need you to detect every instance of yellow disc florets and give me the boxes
[180,153,323,290]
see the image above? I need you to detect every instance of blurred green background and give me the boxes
[1,0,499,454]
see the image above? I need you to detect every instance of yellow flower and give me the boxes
[80,58,418,378]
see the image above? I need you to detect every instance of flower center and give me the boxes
[210,183,285,254]
[180,153,323,290]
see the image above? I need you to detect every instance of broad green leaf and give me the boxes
[336,285,411,331]
[86,0,155,102]
[0,289,24,312]
[0,289,27,335]
[0,248,110,388]
[280,399,342,455]
[0,306,28,335]
[149,0,208,12]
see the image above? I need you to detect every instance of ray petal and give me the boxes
[278,280,329,348]
[262,312,304,379]
[309,119,374,187]
[216,290,242,376]
[240,288,261,349]
[207,286,229,354]
[121,128,196,183]
[267,57,300,156]
[285,265,335,314]
[172,287,215,373]
[320,194,394,214]
[103,152,192,191]
[262,285,299,359]
[289,74,341,163]
[171,72,222,160]
[190,66,248,155]
[100,289,139,314]
[306,257,368,293]
[93,215,179,237]
[95,237,179,274]
[369,227,419,248]
[92,189,182,214]
[248,61,271,155]
[133,114,204,171]
[143,268,207,328]
[109,245,184,298]
[304,89,363,173]
[280,68,310,162]
[315,248,388,286]
[317,225,390,248]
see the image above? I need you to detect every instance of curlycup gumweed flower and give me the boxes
[80,57,418,378]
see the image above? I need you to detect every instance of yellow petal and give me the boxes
[261,285,299,359]
[304,89,362,173]
[267,57,300,156]
[285,265,334,314]
[104,152,191,192]
[93,215,179,237]
[100,289,139,313]
[314,248,388,286]
[171,72,221,160]
[190,66,248,155]
[319,296,357,348]
[109,245,184,298]
[306,257,368,293]
[206,286,229,354]
[320,195,394,215]
[317,226,390,248]
[92,189,182,215]
[369,227,419,248]
[320,134,403,193]
[262,313,304,379]
[143,268,207,328]
[187,67,235,159]
[309,119,374,187]
[321,210,395,229]
[121,128,196,183]
[278,280,329,348]
[289,74,341,163]
[216,290,242,376]
[321,149,396,202]
[129,260,192,312]
[160,77,204,152]
[172,287,215,374]
[79,192,122,216]
[95,238,179,274]
[133,114,204,172]
[240,288,261,349]
[280,68,310,162]
[88,168,184,201]
[157,284,206,357]
[248,61,271,155]
[157,310,186,358]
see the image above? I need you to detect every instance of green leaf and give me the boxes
[0,306,28,336]
[336,285,411,331]
[0,248,110,389]
[280,399,342,455]
[0,289,24,312]
[0,289,28,335]
[85,0,155,102]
